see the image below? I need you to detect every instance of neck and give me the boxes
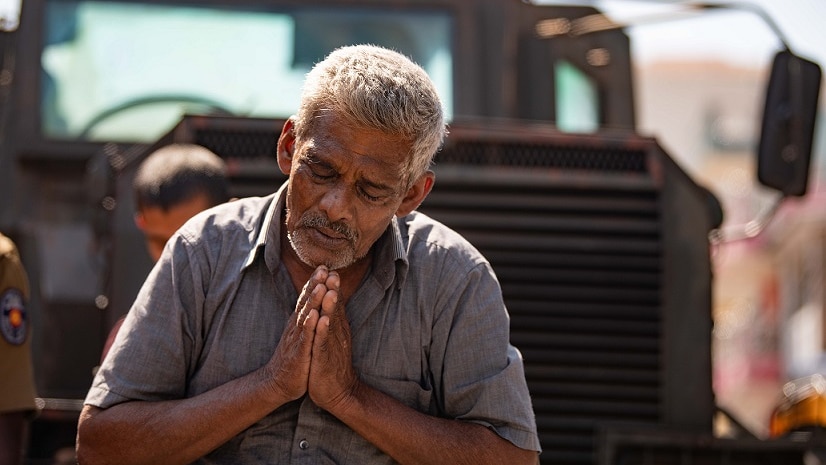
[280,224,372,303]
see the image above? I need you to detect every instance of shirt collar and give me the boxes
[391,216,410,287]
[371,216,409,290]
[242,181,410,288]
[242,182,288,272]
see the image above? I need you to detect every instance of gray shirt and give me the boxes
[86,183,540,464]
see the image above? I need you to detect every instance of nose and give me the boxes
[318,182,354,222]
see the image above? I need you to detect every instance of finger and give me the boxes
[315,265,330,282]
[295,278,315,311]
[301,307,319,328]
[298,309,319,358]
[297,283,327,326]
[313,315,331,355]
[324,270,340,292]
[295,266,329,312]
[320,270,340,319]
[320,288,339,319]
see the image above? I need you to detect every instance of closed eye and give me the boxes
[358,187,383,203]
[357,179,397,204]
[303,157,336,180]
[308,168,335,180]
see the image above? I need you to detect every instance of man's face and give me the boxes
[282,113,413,270]
[135,193,214,262]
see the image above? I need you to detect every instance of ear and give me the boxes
[134,212,146,231]
[395,171,435,217]
[276,117,297,176]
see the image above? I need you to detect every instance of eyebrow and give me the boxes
[361,177,397,195]
[302,151,328,167]
[305,150,400,195]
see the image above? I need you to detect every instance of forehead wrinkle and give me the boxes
[305,139,404,193]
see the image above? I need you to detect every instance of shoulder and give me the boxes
[400,210,488,273]
[397,211,504,323]
[193,195,273,231]
[0,232,19,259]
[178,195,273,244]
[0,232,28,292]
[164,195,275,274]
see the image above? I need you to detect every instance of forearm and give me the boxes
[330,382,537,465]
[78,267,327,465]
[76,368,289,465]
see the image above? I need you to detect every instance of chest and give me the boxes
[187,260,434,394]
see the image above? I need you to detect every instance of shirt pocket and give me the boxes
[359,371,435,415]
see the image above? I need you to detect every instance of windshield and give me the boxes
[41,1,454,143]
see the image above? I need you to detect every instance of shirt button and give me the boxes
[299,439,309,450]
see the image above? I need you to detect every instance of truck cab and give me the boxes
[0,0,820,463]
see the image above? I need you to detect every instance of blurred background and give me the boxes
[2,0,825,453]
[576,0,826,437]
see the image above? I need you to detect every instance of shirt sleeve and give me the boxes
[431,258,541,453]
[84,233,203,408]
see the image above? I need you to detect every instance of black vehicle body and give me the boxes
[0,0,821,463]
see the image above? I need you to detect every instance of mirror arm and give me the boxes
[708,190,786,245]
[696,2,792,52]
[537,1,794,52]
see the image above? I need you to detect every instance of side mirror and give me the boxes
[757,50,822,196]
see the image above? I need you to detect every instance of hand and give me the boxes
[261,266,328,403]
[308,270,359,412]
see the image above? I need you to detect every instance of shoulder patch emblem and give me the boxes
[1,288,27,345]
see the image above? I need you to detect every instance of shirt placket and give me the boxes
[290,396,327,463]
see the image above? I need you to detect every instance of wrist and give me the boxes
[253,365,299,408]
[325,378,366,420]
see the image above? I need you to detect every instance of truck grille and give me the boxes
[420,139,662,465]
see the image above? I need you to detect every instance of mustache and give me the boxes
[299,213,358,242]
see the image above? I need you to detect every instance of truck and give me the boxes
[0,0,822,463]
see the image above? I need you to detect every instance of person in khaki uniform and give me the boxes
[0,232,37,465]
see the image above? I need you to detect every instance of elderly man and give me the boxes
[77,44,540,465]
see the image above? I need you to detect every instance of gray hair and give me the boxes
[294,44,447,187]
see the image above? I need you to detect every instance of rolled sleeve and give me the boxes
[434,261,541,453]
